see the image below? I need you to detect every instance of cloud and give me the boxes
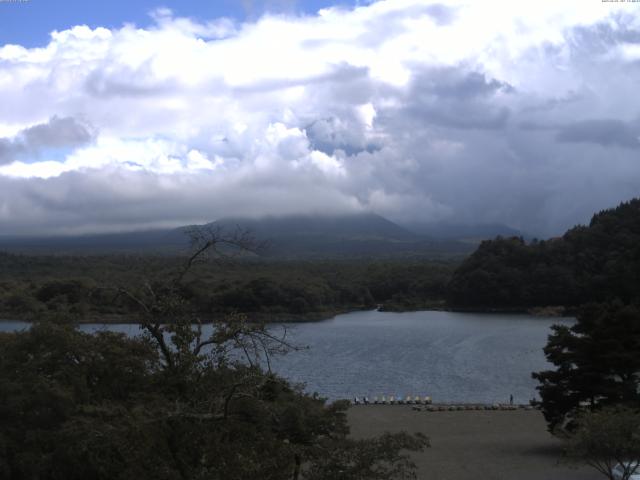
[556,119,640,149]
[424,3,457,25]
[22,116,94,148]
[0,116,94,165]
[397,67,514,130]
[0,1,639,236]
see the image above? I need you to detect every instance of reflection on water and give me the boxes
[0,310,571,403]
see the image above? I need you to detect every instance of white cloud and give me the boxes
[0,0,639,235]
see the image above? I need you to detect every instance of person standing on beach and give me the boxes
[510,394,514,405]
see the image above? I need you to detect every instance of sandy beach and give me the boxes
[348,406,601,480]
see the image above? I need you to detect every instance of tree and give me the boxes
[533,303,640,433]
[447,198,640,310]
[566,406,640,480]
[0,225,429,479]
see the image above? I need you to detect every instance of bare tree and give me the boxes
[114,224,296,396]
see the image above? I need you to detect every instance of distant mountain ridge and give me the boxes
[209,213,435,257]
[214,213,417,240]
[0,212,491,257]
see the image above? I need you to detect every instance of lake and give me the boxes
[0,310,570,404]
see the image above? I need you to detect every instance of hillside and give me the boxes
[215,213,415,239]
[0,213,473,258]
[447,198,640,309]
[211,213,465,257]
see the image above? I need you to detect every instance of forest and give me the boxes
[0,254,455,323]
[447,199,640,310]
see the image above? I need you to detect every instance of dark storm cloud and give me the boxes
[306,116,382,156]
[0,116,93,164]
[517,120,555,131]
[568,16,640,56]
[22,116,93,148]
[426,70,514,99]
[518,91,583,115]
[556,119,640,149]
[409,104,510,130]
[398,68,513,130]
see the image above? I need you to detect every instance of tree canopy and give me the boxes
[566,406,640,480]
[448,198,640,309]
[0,252,455,323]
[533,303,640,432]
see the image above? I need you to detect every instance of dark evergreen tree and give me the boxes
[533,303,640,432]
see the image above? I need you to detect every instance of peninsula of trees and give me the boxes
[448,198,640,310]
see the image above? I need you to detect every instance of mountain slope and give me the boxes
[210,213,441,257]
[447,198,640,308]
[0,213,474,258]
[214,213,417,240]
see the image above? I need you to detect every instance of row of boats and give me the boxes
[353,395,432,405]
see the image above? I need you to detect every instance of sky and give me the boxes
[0,0,639,237]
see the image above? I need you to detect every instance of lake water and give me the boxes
[0,310,571,404]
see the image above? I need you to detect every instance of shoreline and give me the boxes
[0,307,366,325]
[0,303,574,325]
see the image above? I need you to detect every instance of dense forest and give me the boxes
[448,199,640,310]
[0,254,455,322]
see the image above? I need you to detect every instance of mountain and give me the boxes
[447,198,640,309]
[0,213,474,258]
[215,213,416,240]
[211,213,427,257]
[202,212,476,258]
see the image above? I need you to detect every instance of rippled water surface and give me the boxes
[1,310,572,403]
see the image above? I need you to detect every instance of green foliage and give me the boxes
[0,254,456,322]
[0,323,159,479]
[0,320,428,479]
[305,432,429,480]
[533,303,640,432]
[448,198,640,308]
[566,406,640,480]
